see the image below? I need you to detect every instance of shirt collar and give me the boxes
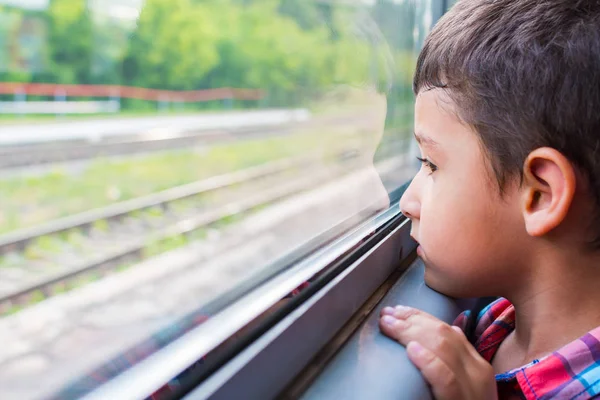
[475,301,600,399]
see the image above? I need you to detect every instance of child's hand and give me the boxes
[379,306,497,400]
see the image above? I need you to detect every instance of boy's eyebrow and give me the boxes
[413,131,439,148]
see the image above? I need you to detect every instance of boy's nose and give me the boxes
[399,180,420,220]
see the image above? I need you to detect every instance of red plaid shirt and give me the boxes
[454,298,600,400]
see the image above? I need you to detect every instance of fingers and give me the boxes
[379,306,437,344]
[379,305,475,376]
[405,341,461,400]
[380,306,472,350]
[380,305,465,351]
[380,305,448,326]
[379,305,497,400]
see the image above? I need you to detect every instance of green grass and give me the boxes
[0,198,291,316]
[189,228,208,241]
[144,234,189,258]
[4,304,24,316]
[0,108,239,126]
[23,235,64,260]
[145,207,164,218]
[52,282,68,295]
[0,128,360,235]
[116,262,133,272]
[92,219,109,233]
[63,229,86,250]
[30,290,45,303]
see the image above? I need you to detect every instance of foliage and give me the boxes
[46,0,94,84]
[122,0,220,90]
[0,0,417,107]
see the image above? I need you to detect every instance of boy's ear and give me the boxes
[521,147,576,237]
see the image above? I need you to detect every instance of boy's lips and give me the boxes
[410,234,424,257]
[410,235,424,257]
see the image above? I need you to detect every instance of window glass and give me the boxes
[0,0,419,398]
[447,0,459,9]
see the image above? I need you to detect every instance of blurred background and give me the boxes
[0,0,423,398]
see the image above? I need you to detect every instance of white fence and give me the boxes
[0,100,121,114]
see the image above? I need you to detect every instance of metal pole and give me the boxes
[55,88,67,118]
[14,88,26,117]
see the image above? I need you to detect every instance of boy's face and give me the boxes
[400,89,529,298]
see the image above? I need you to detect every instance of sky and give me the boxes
[0,0,143,20]
[0,0,49,10]
[0,0,408,19]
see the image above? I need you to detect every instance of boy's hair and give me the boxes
[414,0,600,248]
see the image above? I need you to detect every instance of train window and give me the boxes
[0,0,423,399]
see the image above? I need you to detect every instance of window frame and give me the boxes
[78,0,456,397]
[80,202,412,400]
[182,208,415,400]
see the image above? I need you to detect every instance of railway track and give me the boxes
[0,153,412,400]
[0,149,369,312]
[0,114,368,170]
[0,124,296,170]
[0,155,315,255]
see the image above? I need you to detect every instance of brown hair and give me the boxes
[414,0,600,247]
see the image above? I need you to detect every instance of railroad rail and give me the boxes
[0,114,368,170]
[0,155,319,255]
[0,149,370,310]
[0,123,299,170]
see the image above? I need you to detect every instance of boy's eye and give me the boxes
[416,157,438,173]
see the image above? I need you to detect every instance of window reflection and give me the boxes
[0,1,419,398]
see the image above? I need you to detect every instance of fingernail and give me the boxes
[408,341,424,356]
[382,307,395,315]
[395,305,411,314]
[382,315,398,326]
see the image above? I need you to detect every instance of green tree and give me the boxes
[0,0,379,110]
[47,0,94,84]
[122,0,220,90]
[199,0,371,106]
[89,15,133,85]
[278,0,322,31]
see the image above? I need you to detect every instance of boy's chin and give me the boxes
[423,267,485,299]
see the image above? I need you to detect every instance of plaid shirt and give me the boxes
[454,298,600,400]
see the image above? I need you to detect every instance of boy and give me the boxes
[378,0,600,399]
